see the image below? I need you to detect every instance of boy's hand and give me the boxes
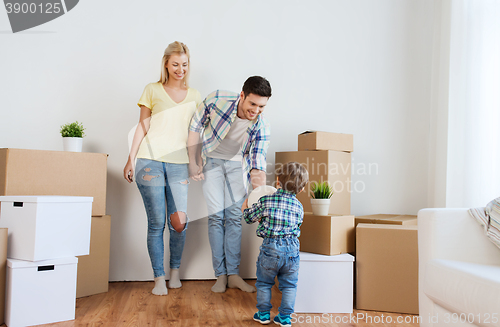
[241,198,249,213]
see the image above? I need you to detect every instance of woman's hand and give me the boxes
[189,162,204,181]
[124,158,134,183]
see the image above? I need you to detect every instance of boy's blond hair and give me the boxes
[277,162,309,194]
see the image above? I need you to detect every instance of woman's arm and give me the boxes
[123,106,151,183]
[187,130,204,181]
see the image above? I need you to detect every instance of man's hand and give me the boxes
[241,198,249,213]
[250,169,266,189]
[189,162,204,181]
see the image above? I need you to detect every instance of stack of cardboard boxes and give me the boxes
[275,131,355,255]
[0,148,110,324]
[275,131,355,313]
[275,134,420,315]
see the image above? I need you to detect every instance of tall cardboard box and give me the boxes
[0,228,7,325]
[0,148,107,216]
[356,224,419,314]
[299,214,355,255]
[298,131,353,152]
[355,214,417,226]
[275,151,351,215]
[77,215,111,298]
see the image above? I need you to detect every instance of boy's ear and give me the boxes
[297,187,305,194]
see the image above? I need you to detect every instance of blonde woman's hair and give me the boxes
[158,41,190,87]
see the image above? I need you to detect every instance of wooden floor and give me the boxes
[7,280,421,327]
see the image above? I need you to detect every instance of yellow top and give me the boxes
[136,82,202,163]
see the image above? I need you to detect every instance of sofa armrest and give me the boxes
[418,208,500,265]
[418,208,500,326]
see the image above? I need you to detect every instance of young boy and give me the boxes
[242,162,309,326]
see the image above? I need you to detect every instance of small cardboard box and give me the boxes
[0,196,93,261]
[6,257,78,327]
[0,148,107,216]
[298,131,353,152]
[355,214,417,226]
[356,223,418,314]
[275,150,351,215]
[0,228,7,325]
[299,214,355,255]
[295,252,354,313]
[77,215,111,298]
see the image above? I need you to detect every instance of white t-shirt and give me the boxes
[207,115,250,161]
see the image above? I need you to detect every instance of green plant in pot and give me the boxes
[60,121,85,152]
[310,181,334,216]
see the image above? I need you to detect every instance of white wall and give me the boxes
[0,0,435,281]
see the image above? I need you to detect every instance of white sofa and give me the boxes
[418,208,500,327]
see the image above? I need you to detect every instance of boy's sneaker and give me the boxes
[253,311,271,324]
[273,313,291,326]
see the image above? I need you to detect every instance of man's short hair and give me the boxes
[277,162,309,194]
[242,76,272,98]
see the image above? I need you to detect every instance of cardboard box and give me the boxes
[0,148,107,216]
[295,253,354,313]
[6,257,78,327]
[0,228,7,325]
[299,214,355,255]
[77,215,111,298]
[355,214,417,226]
[298,131,353,152]
[275,151,351,215]
[356,224,418,314]
[0,196,93,261]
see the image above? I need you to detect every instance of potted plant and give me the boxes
[310,181,334,216]
[60,121,85,152]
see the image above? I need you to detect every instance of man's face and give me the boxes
[237,92,269,121]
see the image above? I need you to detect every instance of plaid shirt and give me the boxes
[189,90,271,190]
[243,189,304,238]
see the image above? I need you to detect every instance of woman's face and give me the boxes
[165,53,189,82]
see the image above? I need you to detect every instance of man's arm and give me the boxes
[188,95,212,180]
[247,118,271,189]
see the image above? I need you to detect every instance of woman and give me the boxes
[123,41,201,295]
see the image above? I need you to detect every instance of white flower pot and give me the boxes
[310,198,331,216]
[62,137,83,152]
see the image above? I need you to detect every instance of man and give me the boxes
[187,76,272,293]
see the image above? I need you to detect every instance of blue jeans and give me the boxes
[256,237,300,315]
[202,157,247,276]
[135,158,189,278]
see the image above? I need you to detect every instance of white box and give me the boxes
[0,196,93,261]
[295,252,354,313]
[5,257,78,327]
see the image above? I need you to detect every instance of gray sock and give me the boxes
[211,274,227,293]
[228,274,256,293]
[152,276,168,295]
[168,268,182,289]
